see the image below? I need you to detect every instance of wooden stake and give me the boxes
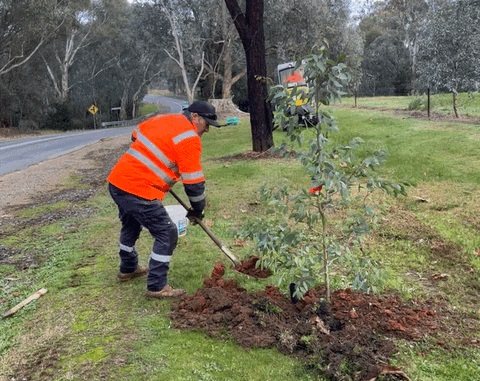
[2,288,48,319]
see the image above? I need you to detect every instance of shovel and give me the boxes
[168,190,241,267]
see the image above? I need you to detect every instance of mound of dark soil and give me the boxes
[171,264,442,380]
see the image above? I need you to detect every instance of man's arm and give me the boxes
[183,181,206,212]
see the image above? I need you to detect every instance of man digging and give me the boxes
[107,101,221,298]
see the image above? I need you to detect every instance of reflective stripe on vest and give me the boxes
[182,170,204,181]
[189,193,206,202]
[126,148,177,186]
[136,129,178,171]
[128,128,204,186]
[173,130,197,144]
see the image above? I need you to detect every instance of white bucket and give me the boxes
[165,205,188,237]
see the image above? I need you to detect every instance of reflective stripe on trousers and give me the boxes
[108,183,178,290]
[118,243,140,273]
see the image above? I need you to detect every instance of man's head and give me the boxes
[185,101,221,136]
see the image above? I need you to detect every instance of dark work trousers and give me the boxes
[108,183,178,291]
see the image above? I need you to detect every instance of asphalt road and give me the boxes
[0,96,183,177]
[143,95,185,113]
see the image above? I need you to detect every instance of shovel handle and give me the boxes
[169,190,240,267]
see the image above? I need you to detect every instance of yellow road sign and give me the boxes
[88,104,99,115]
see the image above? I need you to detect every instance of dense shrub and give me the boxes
[408,97,427,111]
[18,119,39,131]
[43,103,74,131]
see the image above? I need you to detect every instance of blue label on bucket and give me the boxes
[178,219,187,235]
[165,205,188,236]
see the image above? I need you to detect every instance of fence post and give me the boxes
[427,87,431,119]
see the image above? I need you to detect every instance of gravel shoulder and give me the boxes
[0,135,128,216]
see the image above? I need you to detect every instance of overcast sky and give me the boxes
[126,0,379,18]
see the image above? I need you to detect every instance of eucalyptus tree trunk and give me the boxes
[43,22,92,103]
[131,55,162,118]
[224,0,273,152]
[221,37,246,99]
[220,2,246,99]
[120,78,132,121]
[159,0,204,104]
[452,90,459,118]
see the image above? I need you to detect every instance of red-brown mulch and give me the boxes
[233,256,272,279]
[170,263,453,380]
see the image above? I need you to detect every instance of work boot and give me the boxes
[117,265,148,282]
[145,284,186,299]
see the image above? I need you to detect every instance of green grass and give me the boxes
[331,107,480,184]
[340,91,480,118]
[393,344,480,381]
[1,109,479,380]
[139,103,161,115]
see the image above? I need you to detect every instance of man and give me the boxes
[107,101,221,298]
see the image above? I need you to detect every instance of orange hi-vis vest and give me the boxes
[107,114,205,201]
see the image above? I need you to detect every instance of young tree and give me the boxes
[239,47,408,301]
[224,0,274,152]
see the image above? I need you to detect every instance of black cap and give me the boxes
[187,101,221,127]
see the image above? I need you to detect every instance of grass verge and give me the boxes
[1,106,479,380]
[340,92,480,119]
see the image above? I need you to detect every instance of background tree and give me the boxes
[154,0,206,103]
[224,0,274,152]
[0,0,60,76]
[359,3,410,95]
[0,0,61,127]
[58,0,129,123]
[155,0,248,107]
[100,1,167,119]
[361,33,411,96]
[358,0,429,96]
[201,0,246,101]
[416,0,480,117]
[261,0,363,108]
[263,0,361,69]
[41,0,101,104]
[2,0,477,133]
[388,0,429,94]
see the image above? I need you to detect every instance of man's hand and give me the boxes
[186,209,204,225]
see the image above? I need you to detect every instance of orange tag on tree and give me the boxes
[309,186,323,194]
